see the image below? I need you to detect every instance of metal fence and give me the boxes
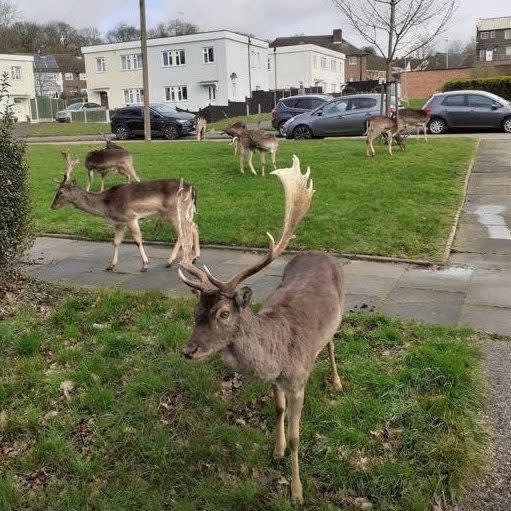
[29,97,109,123]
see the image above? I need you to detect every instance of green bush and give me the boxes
[0,72,32,281]
[442,75,511,100]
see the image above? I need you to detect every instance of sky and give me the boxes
[14,0,511,50]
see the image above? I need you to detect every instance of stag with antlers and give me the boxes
[85,134,140,191]
[51,152,199,271]
[177,155,345,505]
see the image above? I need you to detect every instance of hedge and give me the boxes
[0,72,32,281]
[442,75,511,100]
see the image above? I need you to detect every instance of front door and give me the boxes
[99,91,109,109]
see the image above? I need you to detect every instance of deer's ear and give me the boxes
[190,288,200,297]
[235,286,252,308]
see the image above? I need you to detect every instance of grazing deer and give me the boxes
[51,152,199,272]
[233,129,279,176]
[222,121,247,157]
[394,108,430,141]
[178,155,345,505]
[366,115,405,156]
[85,135,140,192]
[196,116,207,141]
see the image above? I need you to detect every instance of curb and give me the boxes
[37,233,434,267]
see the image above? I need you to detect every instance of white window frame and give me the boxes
[478,49,486,61]
[348,56,358,65]
[123,88,143,104]
[207,84,216,101]
[331,60,337,72]
[321,57,327,69]
[121,54,143,71]
[64,72,73,81]
[96,57,106,73]
[505,29,511,39]
[164,85,188,102]
[506,46,511,57]
[490,31,496,39]
[10,66,21,80]
[162,49,186,67]
[79,73,86,80]
[203,47,215,63]
[480,31,489,40]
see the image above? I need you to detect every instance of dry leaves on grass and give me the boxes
[59,380,75,400]
[369,426,404,452]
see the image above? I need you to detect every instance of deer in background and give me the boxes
[196,116,207,141]
[394,108,430,141]
[235,129,279,176]
[51,152,199,272]
[178,155,345,505]
[85,135,140,192]
[366,115,406,156]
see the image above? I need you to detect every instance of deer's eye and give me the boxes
[219,310,230,320]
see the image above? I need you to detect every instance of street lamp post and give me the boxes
[140,0,151,141]
[445,38,449,69]
[273,46,278,106]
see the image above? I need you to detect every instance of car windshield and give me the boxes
[67,103,83,111]
[151,104,178,115]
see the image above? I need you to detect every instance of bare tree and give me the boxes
[106,23,140,43]
[148,18,198,38]
[332,0,457,112]
[0,0,19,29]
[78,26,103,46]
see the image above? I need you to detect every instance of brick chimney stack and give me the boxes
[332,29,343,43]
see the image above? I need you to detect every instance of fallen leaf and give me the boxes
[59,380,75,400]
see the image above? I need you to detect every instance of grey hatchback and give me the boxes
[424,90,511,134]
[282,94,393,139]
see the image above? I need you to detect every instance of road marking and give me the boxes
[473,205,511,240]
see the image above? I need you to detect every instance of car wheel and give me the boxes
[293,125,313,140]
[114,124,130,140]
[278,121,287,137]
[163,125,179,140]
[428,118,447,135]
[502,116,511,133]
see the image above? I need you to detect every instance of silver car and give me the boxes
[55,101,103,122]
[282,94,396,139]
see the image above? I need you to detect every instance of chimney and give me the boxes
[332,29,343,43]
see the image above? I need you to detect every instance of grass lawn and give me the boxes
[26,122,112,137]
[0,281,487,510]
[208,112,272,131]
[407,99,427,109]
[28,138,476,261]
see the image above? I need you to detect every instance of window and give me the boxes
[162,50,186,67]
[320,57,327,69]
[331,60,337,72]
[350,97,377,110]
[203,47,214,63]
[96,57,106,72]
[267,58,271,70]
[478,49,486,61]
[441,94,466,107]
[123,88,143,104]
[490,31,496,39]
[10,66,21,80]
[281,98,298,108]
[79,73,86,80]
[480,31,489,39]
[257,52,261,68]
[323,100,348,115]
[121,54,142,70]
[467,95,496,109]
[506,46,511,56]
[164,85,188,102]
[348,56,358,65]
[64,72,73,80]
[207,84,216,101]
[313,55,318,68]
[294,97,315,109]
[505,29,511,39]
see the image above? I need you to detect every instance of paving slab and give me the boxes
[460,305,511,337]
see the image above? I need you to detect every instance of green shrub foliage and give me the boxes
[0,72,32,279]
[442,75,511,100]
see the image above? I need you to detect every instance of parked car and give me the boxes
[282,94,397,139]
[271,94,334,135]
[424,90,511,134]
[110,104,196,140]
[55,102,102,122]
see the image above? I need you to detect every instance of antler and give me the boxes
[59,151,79,184]
[176,181,209,292]
[202,155,314,295]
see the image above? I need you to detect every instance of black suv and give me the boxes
[111,103,196,140]
[271,94,334,135]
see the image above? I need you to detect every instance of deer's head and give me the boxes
[51,152,80,209]
[177,156,315,361]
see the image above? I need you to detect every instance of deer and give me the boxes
[366,115,406,156]
[393,108,430,141]
[196,115,207,141]
[177,155,345,505]
[51,152,199,272]
[85,135,140,192]
[222,121,247,157]
[233,128,279,176]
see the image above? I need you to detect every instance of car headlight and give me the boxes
[177,119,190,124]
[284,117,295,126]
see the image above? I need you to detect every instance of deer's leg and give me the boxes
[100,173,106,192]
[127,163,141,183]
[128,219,149,272]
[248,150,257,176]
[271,149,277,171]
[327,340,344,392]
[367,136,375,157]
[165,215,181,268]
[260,151,266,177]
[287,388,305,506]
[387,131,393,156]
[86,170,94,192]
[106,224,126,271]
[192,220,200,261]
[273,384,287,460]
[239,150,245,174]
[423,123,428,142]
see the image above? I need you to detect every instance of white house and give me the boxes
[0,54,35,121]
[268,44,345,93]
[82,30,269,111]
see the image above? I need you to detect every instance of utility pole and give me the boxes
[247,36,252,98]
[140,0,151,141]
[273,46,277,106]
[445,38,449,69]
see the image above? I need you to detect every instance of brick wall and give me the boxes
[400,67,473,99]
[474,63,511,77]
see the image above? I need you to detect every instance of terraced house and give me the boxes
[81,30,269,111]
[476,16,511,76]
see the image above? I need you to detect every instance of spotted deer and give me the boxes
[85,135,140,191]
[232,128,279,176]
[51,152,199,272]
[366,115,406,156]
[177,155,345,505]
[394,108,430,141]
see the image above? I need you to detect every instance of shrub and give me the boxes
[442,75,511,100]
[0,72,32,283]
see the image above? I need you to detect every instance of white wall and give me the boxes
[0,54,35,121]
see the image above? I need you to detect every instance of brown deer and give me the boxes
[196,116,207,141]
[222,121,247,157]
[394,108,430,141]
[177,155,345,505]
[85,135,140,192]
[366,115,406,156]
[51,152,199,272]
[232,128,279,176]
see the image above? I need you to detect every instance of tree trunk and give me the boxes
[385,0,396,115]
